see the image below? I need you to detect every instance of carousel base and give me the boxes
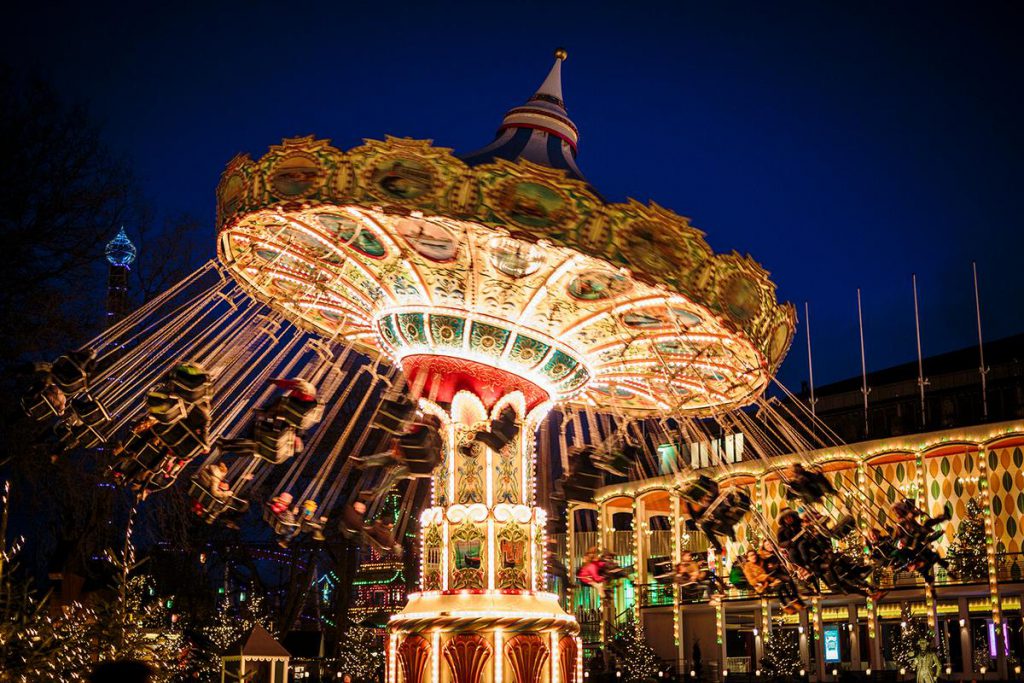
[390,590,576,633]
[388,592,581,683]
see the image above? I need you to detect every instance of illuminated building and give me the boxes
[348,494,410,632]
[575,418,1024,680]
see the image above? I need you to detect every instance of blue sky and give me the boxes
[6,0,1022,389]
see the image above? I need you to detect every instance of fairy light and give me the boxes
[672,493,682,647]
[431,631,440,683]
[391,609,576,623]
[441,520,450,591]
[494,629,504,683]
[977,448,1004,653]
[488,517,496,590]
[486,439,495,507]
[551,630,560,683]
[389,633,399,683]
[632,498,642,621]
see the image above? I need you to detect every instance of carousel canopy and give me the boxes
[215,52,795,416]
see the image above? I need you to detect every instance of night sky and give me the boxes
[5,1,1022,390]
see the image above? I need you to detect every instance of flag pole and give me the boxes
[857,288,870,436]
[973,261,989,419]
[804,301,817,419]
[913,274,928,426]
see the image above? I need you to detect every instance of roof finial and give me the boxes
[459,49,584,180]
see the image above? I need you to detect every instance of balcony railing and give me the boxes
[630,553,1024,608]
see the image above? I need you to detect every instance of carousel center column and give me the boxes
[387,358,580,683]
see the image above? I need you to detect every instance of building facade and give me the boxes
[558,421,1024,681]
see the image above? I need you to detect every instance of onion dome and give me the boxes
[104,227,137,267]
[461,48,584,180]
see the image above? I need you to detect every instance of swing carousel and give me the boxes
[212,50,794,683]
[20,48,954,683]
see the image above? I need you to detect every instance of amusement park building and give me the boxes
[563,417,1024,681]
[554,335,1024,680]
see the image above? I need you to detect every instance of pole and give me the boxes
[973,262,989,419]
[857,289,870,436]
[804,301,817,418]
[913,274,928,426]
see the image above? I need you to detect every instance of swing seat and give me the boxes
[188,479,249,519]
[51,355,90,394]
[373,396,416,434]
[123,441,166,476]
[401,431,443,476]
[168,364,213,403]
[252,427,297,464]
[51,421,81,453]
[152,420,208,458]
[72,423,105,449]
[650,557,675,584]
[563,479,598,504]
[263,506,300,535]
[592,450,630,477]
[147,391,188,425]
[22,389,64,421]
[70,394,110,427]
[275,396,323,431]
[681,476,719,504]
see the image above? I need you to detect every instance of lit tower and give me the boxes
[104,227,137,324]
[215,50,794,683]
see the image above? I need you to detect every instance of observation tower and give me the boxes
[105,226,137,324]
[215,51,794,683]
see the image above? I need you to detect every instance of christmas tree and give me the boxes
[611,619,661,682]
[331,624,386,682]
[947,498,987,580]
[760,630,800,680]
[891,606,938,672]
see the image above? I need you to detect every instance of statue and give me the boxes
[913,638,941,683]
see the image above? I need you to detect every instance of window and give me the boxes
[688,433,744,468]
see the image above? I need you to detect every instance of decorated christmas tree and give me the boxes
[611,619,661,682]
[947,497,987,580]
[330,624,386,682]
[760,630,800,680]
[891,606,938,672]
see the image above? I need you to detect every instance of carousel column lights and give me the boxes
[214,47,794,683]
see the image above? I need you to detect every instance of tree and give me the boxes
[0,481,93,681]
[760,630,800,680]
[947,497,987,580]
[87,521,185,681]
[611,619,661,682]
[891,606,938,673]
[329,624,386,682]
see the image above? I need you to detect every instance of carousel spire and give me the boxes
[461,48,585,179]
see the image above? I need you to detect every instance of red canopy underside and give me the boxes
[401,354,550,411]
